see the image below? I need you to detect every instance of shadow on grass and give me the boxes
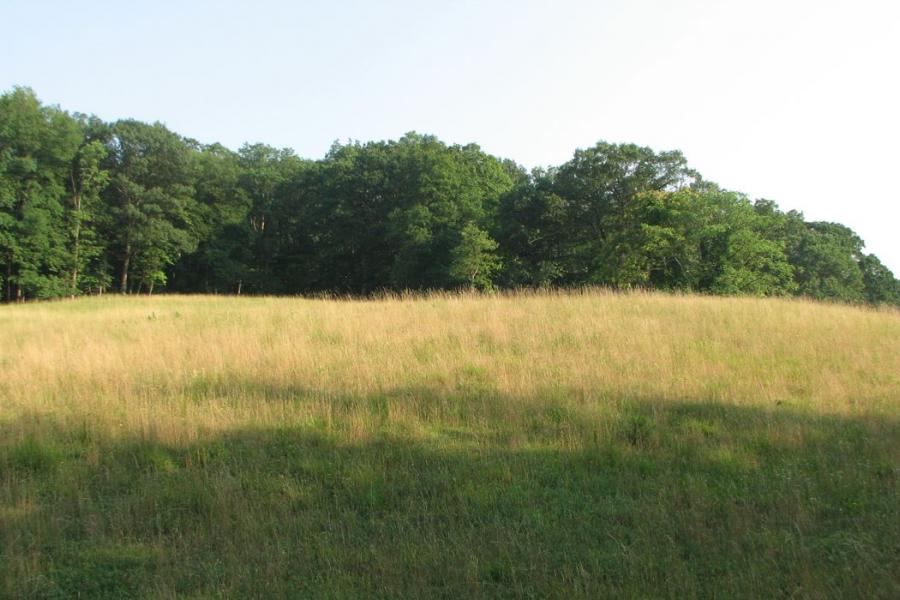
[1,390,898,599]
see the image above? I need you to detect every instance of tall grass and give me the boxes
[1,291,898,598]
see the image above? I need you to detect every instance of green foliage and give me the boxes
[497,172,571,287]
[550,142,699,282]
[298,133,514,293]
[860,254,900,305]
[0,87,82,300]
[100,120,200,293]
[1,88,898,304]
[449,223,501,290]
[64,130,110,296]
[566,188,795,295]
[787,221,868,303]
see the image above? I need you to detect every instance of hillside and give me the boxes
[1,291,899,598]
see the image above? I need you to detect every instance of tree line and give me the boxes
[2,87,898,304]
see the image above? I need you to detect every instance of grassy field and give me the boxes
[1,291,898,598]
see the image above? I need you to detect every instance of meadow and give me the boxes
[1,291,898,598]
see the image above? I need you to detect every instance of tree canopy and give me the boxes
[1,87,898,305]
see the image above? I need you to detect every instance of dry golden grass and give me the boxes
[3,291,898,437]
[1,290,898,598]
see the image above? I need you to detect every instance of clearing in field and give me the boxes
[1,291,898,598]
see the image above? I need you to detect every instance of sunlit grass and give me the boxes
[1,291,898,597]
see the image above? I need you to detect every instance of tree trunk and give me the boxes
[71,202,82,297]
[4,257,11,303]
[120,241,131,294]
[70,171,83,298]
[5,254,12,302]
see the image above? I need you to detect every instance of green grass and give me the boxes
[1,292,898,598]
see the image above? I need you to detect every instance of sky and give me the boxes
[2,0,899,272]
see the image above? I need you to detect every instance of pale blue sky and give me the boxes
[2,0,899,271]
